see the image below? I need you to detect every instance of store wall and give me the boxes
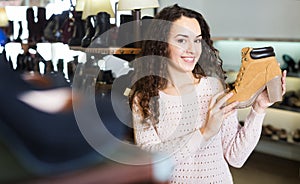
[158,0,300,71]
[214,40,300,71]
[158,0,300,39]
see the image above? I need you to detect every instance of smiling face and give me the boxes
[167,16,202,75]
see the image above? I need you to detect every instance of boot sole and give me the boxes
[236,76,282,109]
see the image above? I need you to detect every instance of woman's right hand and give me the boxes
[200,91,239,140]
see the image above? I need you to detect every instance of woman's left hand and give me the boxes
[252,70,287,113]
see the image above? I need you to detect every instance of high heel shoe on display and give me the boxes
[227,46,282,108]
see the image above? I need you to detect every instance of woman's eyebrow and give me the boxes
[175,34,189,38]
[174,34,202,38]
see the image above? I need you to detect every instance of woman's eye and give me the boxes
[177,39,187,44]
[194,38,202,43]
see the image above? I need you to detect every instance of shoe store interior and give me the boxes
[0,0,299,183]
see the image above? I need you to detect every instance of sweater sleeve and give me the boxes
[221,107,265,168]
[132,98,211,162]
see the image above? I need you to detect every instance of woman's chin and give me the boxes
[182,63,196,72]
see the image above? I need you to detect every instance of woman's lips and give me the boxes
[181,57,195,63]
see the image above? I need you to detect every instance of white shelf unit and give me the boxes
[238,107,300,161]
[224,63,300,161]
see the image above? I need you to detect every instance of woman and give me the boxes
[129,4,286,183]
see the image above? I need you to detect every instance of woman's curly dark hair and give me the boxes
[129,4,225,126]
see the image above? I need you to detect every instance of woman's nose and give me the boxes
[186,41,196,54]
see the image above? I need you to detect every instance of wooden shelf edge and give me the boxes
[70,47,141,55]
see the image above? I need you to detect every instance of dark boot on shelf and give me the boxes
[90,12,111,48]
[57,59,64,74]
[292,129,300,142]
[36,7,47,42]
[276,128,288,141]
[26,7,36,43]
[7,21,14,40]
[262,125,270,137]
[262,124,277,137]
[16,54,26,72]
[14,21,23,43]
[117,14,134,48]
[33,55,40,74]
[81,15,96,48]
[67,55,79,83]
[44,60,54,74]
[26,55,35,72]
[227,46,282,108]
[68,12,86,46]
[102,70,114,84]
[79,56,100,92]
[44,15,61,42]
[285,91,300,108]
[61,12,75,44]
[8,56,14,71]
[282,54,297,73]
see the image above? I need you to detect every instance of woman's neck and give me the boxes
[164,69,199,96]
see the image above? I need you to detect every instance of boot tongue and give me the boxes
[241,47,251,59]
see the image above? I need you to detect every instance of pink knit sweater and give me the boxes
[133,77,265,183]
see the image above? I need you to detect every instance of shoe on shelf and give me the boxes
[292,129,300,143]
[262,124,277,137]
[276,128,288,141]
[227,46,282,108]
[81,15,96,48]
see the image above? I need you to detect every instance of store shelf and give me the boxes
[271,104,300,113]
[239,108,300,132]
[255,136,300,161]
[69,47,141,55]
[238,107,300,161]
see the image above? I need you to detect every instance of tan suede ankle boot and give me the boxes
[227,46,282,108]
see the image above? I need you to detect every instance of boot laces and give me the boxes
[233,57,247,91]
